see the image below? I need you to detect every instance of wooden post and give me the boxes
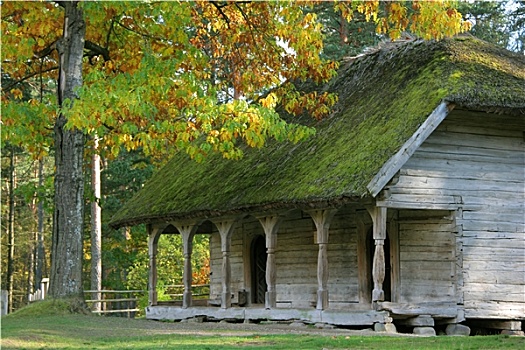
[309,209,337,310]
[148,225,164,306]
[367,207,387,305]
[257,215,282,309]
[213,219,236,309]
[173,222,198,309]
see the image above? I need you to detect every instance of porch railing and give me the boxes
[164,284,210,300]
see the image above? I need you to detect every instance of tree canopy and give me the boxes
[2,0,470,161]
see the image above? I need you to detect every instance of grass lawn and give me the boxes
[1,301,523,350]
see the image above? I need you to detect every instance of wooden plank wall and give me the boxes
[397,209,456,303]
[383,110,525,319]
[209,206,360,308]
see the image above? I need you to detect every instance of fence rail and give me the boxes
[84,290,144,318]
[164,284,210,299]
[3,282,210,317]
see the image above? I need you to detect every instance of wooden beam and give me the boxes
[308,209,338,310]
[212,219,237,309]
[257,215,282,309]
[367,102,452,197]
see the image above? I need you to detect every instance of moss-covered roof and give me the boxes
[110,35,525,228]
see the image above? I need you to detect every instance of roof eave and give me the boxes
[109,194,370,229]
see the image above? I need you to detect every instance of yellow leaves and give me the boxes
[10,89,23,100]
[357,1,380,22]
[260,92,278,109]
[372,0,471,41]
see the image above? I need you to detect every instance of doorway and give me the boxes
[367,228,391,301]
[251,235,267,304]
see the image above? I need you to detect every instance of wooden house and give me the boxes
[110,36,524,335]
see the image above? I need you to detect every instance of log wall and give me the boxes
[209,206,360,308]
[397,209,456,303]
[381,110,525,319]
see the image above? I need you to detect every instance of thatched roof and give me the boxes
[110,35,525,228]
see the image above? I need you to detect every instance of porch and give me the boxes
[146,304,390,326]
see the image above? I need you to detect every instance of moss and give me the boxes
[5,299,90,318]
[111,35,525,227]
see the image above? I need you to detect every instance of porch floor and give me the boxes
[146,305,390,326]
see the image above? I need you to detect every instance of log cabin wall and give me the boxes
[380,110,525,320]
[208,205,361,308]
[397,209,456,304]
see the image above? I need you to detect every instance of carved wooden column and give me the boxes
[173,222,198,309]
[147,225,165,306]
[368,206,387,305]
[213,219,236,309]
[257,215,282,309]
[309,209,337,310]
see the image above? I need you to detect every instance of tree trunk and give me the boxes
[48,1,86,302]
[90,136,102,311]
[35,158,45,291]
[7,147,16,313]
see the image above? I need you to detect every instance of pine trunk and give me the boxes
[48,1,86,301]
[35,158,45,290]
[7,147,16,313]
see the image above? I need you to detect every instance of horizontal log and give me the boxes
[426,130,523,151]
[461,246,524,257]
[462,261,525,272]
[379,301,459,318]
[92,308,140,314]
[397,315,435,326]
[463,270,524,284]
[463,291,525,303]
[461,237,525,249]
[388,186,522,201]
[86,298,138,303]
[464,301,525,319]
[393,175,520,193]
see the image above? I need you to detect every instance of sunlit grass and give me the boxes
[1,301,524,350]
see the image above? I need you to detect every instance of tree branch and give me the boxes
[84,40,110,61]
[35,40,58,59]
[211,1,231,27]
[2,66,59,92]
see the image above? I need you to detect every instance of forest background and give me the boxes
[1,0,524,313]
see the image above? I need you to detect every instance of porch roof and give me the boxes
[110,35,525,228]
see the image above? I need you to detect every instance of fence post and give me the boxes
[1,290,8,316]
[41,278,49,300]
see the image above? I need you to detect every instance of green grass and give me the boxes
[1,301,524,349]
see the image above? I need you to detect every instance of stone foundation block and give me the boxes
[501,330,525,336]
[446,324,470,336]
[374,322,397,333]
[413,327,436,336]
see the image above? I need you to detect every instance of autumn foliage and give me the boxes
[1,1,470,161]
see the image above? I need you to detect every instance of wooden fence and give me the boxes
[84,290,144,318]
[3,283,210,317]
